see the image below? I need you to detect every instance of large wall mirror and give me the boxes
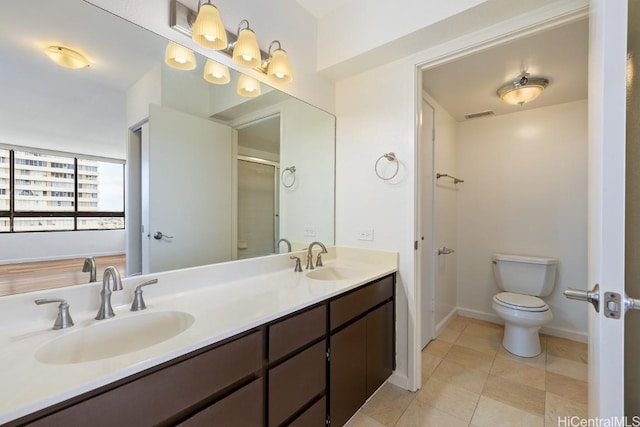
[0,0,335,296]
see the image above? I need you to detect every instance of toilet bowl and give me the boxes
[492,292,552,357]
[491,253,558,357]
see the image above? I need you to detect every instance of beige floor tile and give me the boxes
[394,398,469,427]
[346,411,387,427]
[545,392,588,427]
[423,339,452,358]
[546,339,588,364]
[455,332,501,356]
[445,344,495,372]
[491,355,546,390]
[421,352,442,385]
[545,371,588,404]
[437,326,462,343]
[546,355,588,381]
[415,377,480,422]
[464,322,504,338]
[497,345,547,369]
[447,315,472,331]
[471,396,544,427]
[431,359,489,394]
[469,318,504,329]
[482,374,546,416]
[361,382,416,426]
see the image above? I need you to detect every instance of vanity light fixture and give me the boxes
[237,74,261,97]
[170,0,293,82]
[203,59,231,84]
[497,72,549,105]
[191,0,227,50]
[44,46,89,69]
[232,20,261,68]
[266,40,292,83]
[164,41,197,70]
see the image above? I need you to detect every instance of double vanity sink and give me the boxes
[0,246,397,425]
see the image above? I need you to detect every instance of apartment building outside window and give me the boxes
[0,147,124,232]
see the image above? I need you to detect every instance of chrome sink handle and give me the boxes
[35,298,74,330]
[290,256,303,272]
[95,266,123,320]
[130,278,159,311]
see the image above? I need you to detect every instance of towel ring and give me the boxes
[281,166,296,188]
[374,152,399,181]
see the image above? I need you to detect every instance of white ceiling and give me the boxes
[422,19,588,122]
[294,0,350,19]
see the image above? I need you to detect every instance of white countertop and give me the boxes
[0,247,398,424]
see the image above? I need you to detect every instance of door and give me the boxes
[583,0,627,417]
[143,104,233,273]
[419,97,435,348]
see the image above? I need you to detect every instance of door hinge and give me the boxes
[326,348,331,362]
[326,415,331,426]
[414,240,418,250]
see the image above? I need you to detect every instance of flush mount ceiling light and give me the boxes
[170,1,293,83]
[191,0,227,50]
[266,40,292,83]
[203,59,231,84]
[232,20,261,68]
[44,46,89,69]
[237,74,261,97]
[497,72,549,105]
[164,41,196,70]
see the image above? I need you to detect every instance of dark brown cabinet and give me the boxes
[9,274,395,427]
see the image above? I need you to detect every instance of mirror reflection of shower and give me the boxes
[236,115,281,259]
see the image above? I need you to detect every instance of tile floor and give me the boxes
[346,315,588,427]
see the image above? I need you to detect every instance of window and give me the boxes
[0,147,125,232]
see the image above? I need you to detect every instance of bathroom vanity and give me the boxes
[0,247,397,426]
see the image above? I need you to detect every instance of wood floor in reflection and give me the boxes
[0,255,126,296]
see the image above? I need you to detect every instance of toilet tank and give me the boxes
[492,253,558,296]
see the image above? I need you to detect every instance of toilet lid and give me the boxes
[494,292,549,312]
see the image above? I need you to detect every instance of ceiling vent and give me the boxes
[464,110,495,120]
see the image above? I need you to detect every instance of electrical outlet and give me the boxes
[303,226,316,237]
[357,228,374,241]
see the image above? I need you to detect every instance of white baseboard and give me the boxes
[435,308,458,336]
[455,306,588,343]
[388,371,410,390]
[0,251,125,266]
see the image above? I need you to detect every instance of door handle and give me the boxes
[564,284,600,312]
[153,231,174,240]
[437,247,455,255]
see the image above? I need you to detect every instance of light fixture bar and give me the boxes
[170,0,270,73]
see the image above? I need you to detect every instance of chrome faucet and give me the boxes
[277,238,292,253]
[82,256,97,282]
[306,241,328,270]
[95,266,123,320]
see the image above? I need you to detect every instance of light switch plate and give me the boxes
[303,226,316,237]
[357,228,374,241]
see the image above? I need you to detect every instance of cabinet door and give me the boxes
[329,317,367,427]
[178,378,263,427]
[366,300,394,397]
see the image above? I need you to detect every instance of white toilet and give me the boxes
[491,253,558,357]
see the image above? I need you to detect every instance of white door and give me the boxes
[142,104,233,273]
[420,97,435,348]
[582,0,627,417]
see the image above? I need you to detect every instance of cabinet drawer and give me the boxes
[268,341,326,426]
[28,331,263,427]
[269,304,326,361]
[177,378,263,427]
[330,275,393,329]
[289,396,326,427]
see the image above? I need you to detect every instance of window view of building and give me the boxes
[0,148,124,232]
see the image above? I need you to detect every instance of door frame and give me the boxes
[412,6,589,391]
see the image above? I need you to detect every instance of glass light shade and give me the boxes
[44,46,89,69]
[267,49,292,83]
[233,29,261,68]
[192,3,227,50]
[164,42,196,70]
[497,76,548,105]
[203,59,230,84]
[237,74,261,97]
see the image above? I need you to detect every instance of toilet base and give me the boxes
[502,323,542,358]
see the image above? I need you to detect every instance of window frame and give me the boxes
[0,146,125,233]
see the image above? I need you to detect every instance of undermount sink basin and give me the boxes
[35,311,194,365]
[306,266,364,281]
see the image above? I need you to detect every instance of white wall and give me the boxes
[429,95,458,331]
[456,100,588,340]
